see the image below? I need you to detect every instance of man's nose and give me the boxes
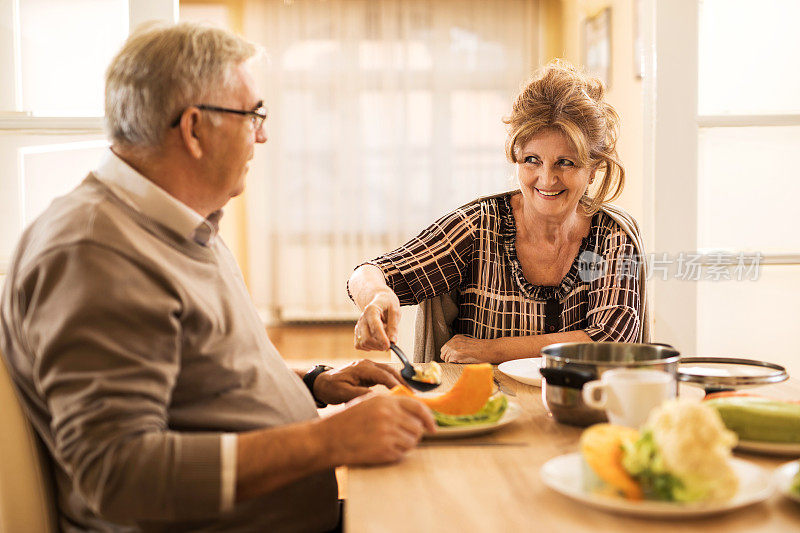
[255,123,268,143]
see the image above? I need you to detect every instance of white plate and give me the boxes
[425,401,521,439]
[540,453,773,518]
[736,440,800,457]
[774,460,800,503]
[498,358,543,387]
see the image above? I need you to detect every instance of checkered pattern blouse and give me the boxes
[369,192,641,342]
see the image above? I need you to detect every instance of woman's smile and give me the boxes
[516,129,595,218]
[534,187,566,198]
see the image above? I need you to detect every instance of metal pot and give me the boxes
[540,342,681,427]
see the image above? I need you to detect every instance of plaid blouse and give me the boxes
[369,192,641,342]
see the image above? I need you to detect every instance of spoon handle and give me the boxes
[389,342,412,366]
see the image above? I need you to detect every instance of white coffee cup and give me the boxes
[581,369,676,428]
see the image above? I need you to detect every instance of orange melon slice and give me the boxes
[580,424,643,500]
[390,363,494,415]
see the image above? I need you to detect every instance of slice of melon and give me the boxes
[580,424,643,500]
[390,363,494,415]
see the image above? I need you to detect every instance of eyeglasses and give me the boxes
[171,104,268,130]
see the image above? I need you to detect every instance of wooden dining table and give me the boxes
[344,363,800,532]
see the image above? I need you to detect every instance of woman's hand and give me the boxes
[354,290,401,351]
[440,335,496,364]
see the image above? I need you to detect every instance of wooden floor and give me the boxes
[266,323,391,365]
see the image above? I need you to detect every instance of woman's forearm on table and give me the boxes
[348,264,391,310]
[490,330,592,363]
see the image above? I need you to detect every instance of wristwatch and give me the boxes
[302,364,334,408]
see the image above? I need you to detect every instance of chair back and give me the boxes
[0,352,57,533]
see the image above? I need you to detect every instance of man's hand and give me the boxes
[316,393,436,465]
[235,392,435,503]
[440,334,496,364]
[313,359,403,405]
[354,290,401,351]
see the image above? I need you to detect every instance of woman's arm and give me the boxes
[348,264,393,310]
[347,203,480,351]
[440,331,592,364]
[584,228,641,342]
[348,264,402,351]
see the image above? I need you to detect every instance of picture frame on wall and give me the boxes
[583,8,612,88]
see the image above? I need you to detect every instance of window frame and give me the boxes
[0,0,177,131]
[0,0,177,280]
[642,0,800,355]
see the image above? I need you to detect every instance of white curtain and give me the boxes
[243,0,538,321]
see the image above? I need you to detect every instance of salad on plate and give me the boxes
[391,363,512,429]
[581,399,739,502]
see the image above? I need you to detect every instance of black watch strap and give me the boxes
[302,364,334,408]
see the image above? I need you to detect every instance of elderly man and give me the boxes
[0,23,434,532]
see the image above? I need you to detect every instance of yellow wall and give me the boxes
[541,0,644,223]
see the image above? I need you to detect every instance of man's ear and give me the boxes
[177,108,204,159]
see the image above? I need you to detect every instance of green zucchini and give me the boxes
[704,396,800,443]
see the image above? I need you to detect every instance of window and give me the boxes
[0,1,176,285]
[18,0,129,116]
[645,0,800,376]
[245,0,537,320]
[695,0,800,374]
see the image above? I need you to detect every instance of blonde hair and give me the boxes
[105,22,258,147]
[504,59,624,214]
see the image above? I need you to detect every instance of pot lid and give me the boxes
[677,357,788,390]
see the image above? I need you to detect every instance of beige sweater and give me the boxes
[0,176,338,532]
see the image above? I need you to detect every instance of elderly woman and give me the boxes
[347,60,647,364]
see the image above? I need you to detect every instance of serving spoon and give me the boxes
[389,342,440,392]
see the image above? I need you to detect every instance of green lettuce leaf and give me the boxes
[621,430,698,501]
[433,394,508,427]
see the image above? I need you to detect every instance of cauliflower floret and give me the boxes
[646,399,738,501]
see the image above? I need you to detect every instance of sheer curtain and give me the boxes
[244,0,538,321]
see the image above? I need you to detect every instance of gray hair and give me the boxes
[105,22,259,147]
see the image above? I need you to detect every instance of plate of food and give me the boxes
[498,357,543,387]
[703,392,800,456]
[429,400,521,439]
[774,460,800,503]
[391,363,521,439]
[735,440,800,456]
[541,399,773,518]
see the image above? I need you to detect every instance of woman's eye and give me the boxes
[558,159,574,167]
[524,156,540,164]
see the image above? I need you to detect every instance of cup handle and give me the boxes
[582,380,607,409]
